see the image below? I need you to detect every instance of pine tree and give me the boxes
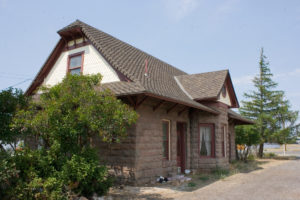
[240,48,283,157]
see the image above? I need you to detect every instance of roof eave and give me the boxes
[144,92,219,115]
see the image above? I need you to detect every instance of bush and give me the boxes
[61,154,112,197]
[263,152,276,158]
[0,156,20,199]
[247,154,256,161]
[212,167,230,179]
[0,148,112,199]
[0,75,137,199]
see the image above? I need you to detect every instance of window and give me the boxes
[199,124,215,157]
[221,85,227,97]
[222,125,227,157]
[68,52,84,75]
[162,120,171,160]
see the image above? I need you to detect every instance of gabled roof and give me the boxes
[175,70,239,108]
[26,20,219,114]
[175,70,228,100]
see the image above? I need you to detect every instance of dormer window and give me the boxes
[68,52,84,75]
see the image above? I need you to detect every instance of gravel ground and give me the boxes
[176,159,300,200]
[106,159,300,200]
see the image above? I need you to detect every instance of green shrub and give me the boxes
[61,154,112,197]
[187,182,196,187]
[198,175,209,181]
[0,148,111,199]
[0,157,20,199]
[247,154,256,161]
[212,167,230,179]
[263,152,276,158]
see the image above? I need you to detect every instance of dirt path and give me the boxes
[105,159,300,200]
[176,159,300,200]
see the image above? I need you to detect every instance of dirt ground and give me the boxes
[104,158,300,200]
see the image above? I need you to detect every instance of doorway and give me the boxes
[177,122,187,173]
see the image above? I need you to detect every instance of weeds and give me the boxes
[187,182,196,187]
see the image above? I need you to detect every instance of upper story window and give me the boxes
[68,52,84,75]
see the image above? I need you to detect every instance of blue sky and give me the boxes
[0,0,300,113]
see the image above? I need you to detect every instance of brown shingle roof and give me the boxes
[100,81,145,96]
[57,20,218,114]
[228,109,254,125]
[175,70,228,100]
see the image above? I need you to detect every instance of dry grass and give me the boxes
[179,159,266,191]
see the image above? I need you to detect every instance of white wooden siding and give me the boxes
[218,86,232,106]
[43,44,120,87]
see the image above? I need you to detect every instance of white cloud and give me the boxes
[274,68,300,79]
[163,0,199,20]
[233,68,300,86]
[233,74,254,86]
[214,0,239,16]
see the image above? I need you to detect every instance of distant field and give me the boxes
[265,144,300,157]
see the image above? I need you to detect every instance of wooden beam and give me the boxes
[153,100,165,111]
[127,96,136,108]
[135,96,148,109]
[178,107,188,116]
[167,103,178,114]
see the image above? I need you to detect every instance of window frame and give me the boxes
[67,51,85,75]
[162,119,171,160]
[222,125,227,157]
[198,123,215,158]
[221,85,227,98]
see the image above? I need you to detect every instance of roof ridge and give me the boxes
[174,76,193,100]
[176,69,228,78]
[66,20,188,76]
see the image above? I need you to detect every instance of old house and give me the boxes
[26,20,253,184]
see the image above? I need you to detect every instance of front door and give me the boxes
[177,122,186,173]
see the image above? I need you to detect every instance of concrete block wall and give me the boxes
[134,98,190,184]
[94,124,137,184]
[190,102,231,172]
[93,98,236,184]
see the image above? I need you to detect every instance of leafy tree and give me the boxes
[272,92,299,150]
[0,88,27,152]
[235,125,260,161]
[13,74,138,154]
[2,74,138,199]
[239,48,297,157]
